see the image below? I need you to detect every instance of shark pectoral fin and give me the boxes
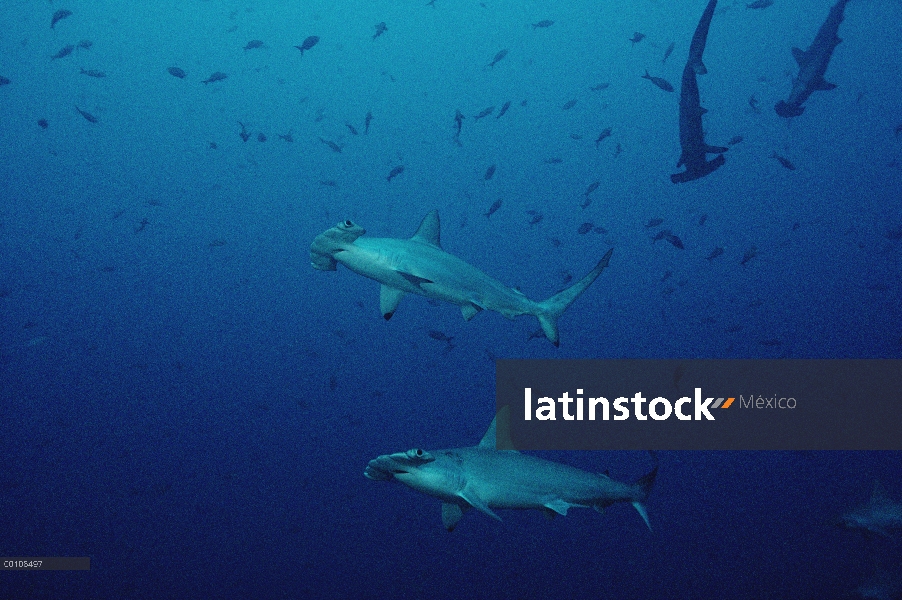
[791,47,806,65]
[459,489,502,522]
[380,285,405,319]
[543,499,571,516]
[396,271,433,288]
[814,78,837,91]
[461,303,483,321]
[442,502,468,532]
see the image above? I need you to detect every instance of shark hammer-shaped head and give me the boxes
[364,448,466,502]
[310,219,366,271]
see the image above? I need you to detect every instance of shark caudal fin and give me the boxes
[630,463,658,531]
[535,249,613,347]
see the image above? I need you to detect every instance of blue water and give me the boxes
[2,0,901,597]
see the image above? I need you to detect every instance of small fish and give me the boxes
[167,66,186,79]
[895,123,902,137]
[319,138,342,153]
[365,111,373,134]
[724,324,743,333]
[79,68,105,78]
[727,135,744,146]
[345,122,359,135]
[238,121,250,142]
[662,41,675,64]
[614,143,623,157]
[135,218,149,234]
[74,105,98,123]
[590,82,610,91]
[651,230,667,243]
[51,9,72,29]
[373,22,387,40]
[570,134,582,140]
[595,127,612,147]
[209,239,227,247]
[577,222,594,235]
[51,44,75,61]
[202,71,227,84]
[746,0,773,8]
[526,210,543,226]
[584,181,600,198]
[665,233,684,249]
[705,247,724,260]
[296,36,320,55]
[496,100,511,119]
[77,40,93,50]
[453,109,464,142]
[748,95,761,113]
[532,20,554,29]
[387,165,405,182]
[473,106,494,120]
[428,330,453,343]
[484,198,502,218]
[544,157,563,164]
[257,132,267,142]
[320,180,338,187]
[740,246,758,266]
[38,118,49,129]
[646,218,664,228]
[244,40,264,50]
[629,32,646,46]
[208,141,218,149]
[759,339,782,347]
[641,70,674,92]
[772,152,796,170]
[484,164,496,180]
[487,49,508,68]
[562,99,577,110]
[698,214,708,226]
[0,76,9,86]
[279,130,294,142]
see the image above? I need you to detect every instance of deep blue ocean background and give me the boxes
[2,0,902,597]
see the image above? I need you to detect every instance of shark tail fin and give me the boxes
[631,463,658,531]
[535,249,613,347]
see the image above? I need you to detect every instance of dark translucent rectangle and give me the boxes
[1,557,90,570]
[496,359,902,450]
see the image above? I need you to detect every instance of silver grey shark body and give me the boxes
[842,480,902,538]
[311,210,612,346]
[775,0,850,118]
[364,411,657,531]
[671,0,727,184]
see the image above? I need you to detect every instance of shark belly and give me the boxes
[347,238,537,317]
[461,449,615,512]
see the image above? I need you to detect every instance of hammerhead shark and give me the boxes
[840,480,902,538]
[364,408,658,532]
[671,0,727,184]
[310,210,613,346]
[775,0,850,118]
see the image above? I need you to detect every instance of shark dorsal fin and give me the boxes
[411,210,442,248]
[478,406,517,450]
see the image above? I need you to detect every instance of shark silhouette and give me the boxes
[841,480,902,538]
[364,408,657,532]
[311,210,613,346]
[671,0,727,184]
[775,0,850,118]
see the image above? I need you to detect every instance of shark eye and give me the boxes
[343,220,353,228]
[414,448,424,457]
